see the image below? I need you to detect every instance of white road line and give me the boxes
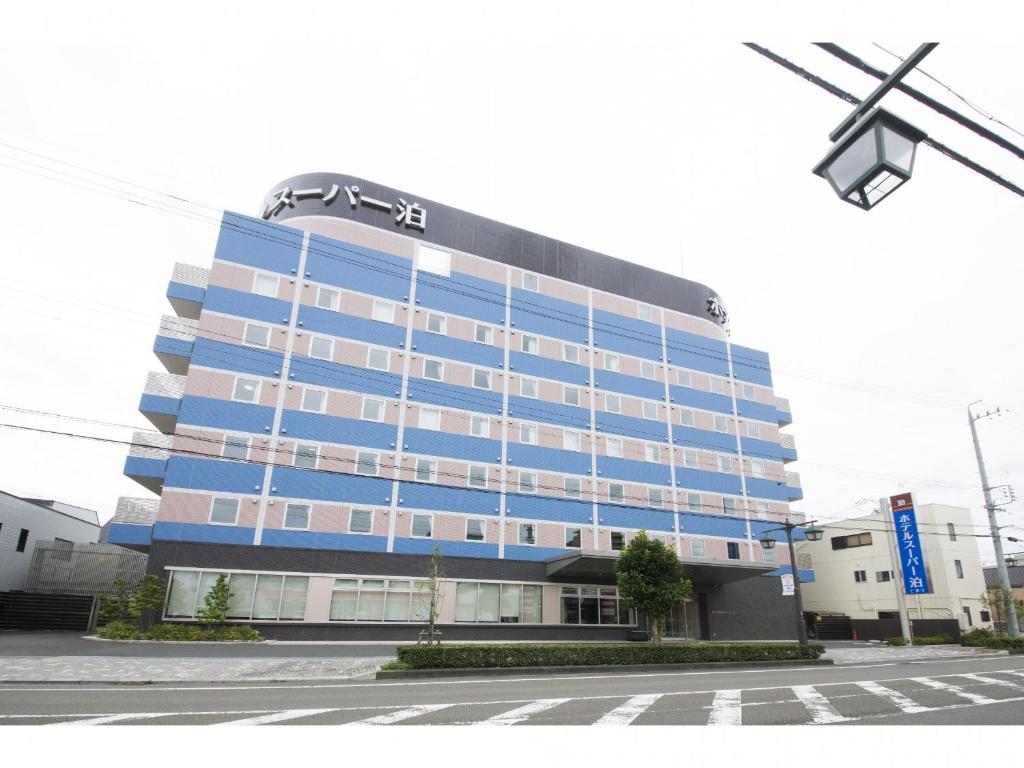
[477,698,569,726]
[215,708,336,726]
[346,703,453,725]
[912,677,998,705]
[593,694,663,725]
[855,681,932,714]
[791,685,850,723]
[960,673,1024,692]
[48,712,173,726]
[707,689,742,725]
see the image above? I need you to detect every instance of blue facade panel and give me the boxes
[776,406,792,426]
[215,211,303,275]
[164,456,264,493]
[595,411,666,442]
[671,424,737,453]
[509,352,589,386]
[178,395,276,434]
[736,398,779,423]
[106,523,154,546]
[664,328,729,377]
[307,234,412,301]
[298,305,406,350]
[397,483,499,516]
[392,538,500,559]
[678,511,749,539]
[409,379,503,415]
[739,437,784,462]
[731,343,773,387]
[191,337,284,378]
[154,336,193,360]
[593,310,663,361]
[745,476,793,502]
[270,466,392,505]
[260,529,389,553]
[202,285,292,326]
[416,271,506,324]
[781,446,798,462]
[507,444,591,475]
[403,428,501,464]
[153,521,256,546]
[594,371,664,400]
[413,330,503,369]
[596,456,672,486]
[279,410,398,450]
[139,394,180,418]
[507,396,590,430]
[504,495,593,525]
[504,545,571,562]
[167,281,205,304]
[668,385,732,415]
[597,504,676,532]
[510,289,589,344]
[124,456,166,479]
[673,467,743,495]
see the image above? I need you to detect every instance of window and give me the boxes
[473,369,491,390]
[649,488,663,507]
[606,437,623,458]
[564,477,582,498]
[605,394,621,413]
[466,519,485,542]
[519,523,536,545]
[876,570,892,582]
[475,324,493,344]
[560,585,634,625]
[423,358,443,381]
[642,401,659,420]
[691,538,706,557]
[640,361,656,380]
[301,388,326,413]
[679,408,695,427]
[750,459,766,479]
[854,570,868,583]
[743,384,756,399]
[723,498,737,516]
[564,386,580,406]
[756,501,770,520]
[611,532,626,551]
[762,548,775,564]
[948,522,957,541]
[468,465,488,489]
[687,493,701,513]
[519,472,537,493]
[637,303,653,322]
[411,514,432,538]
[954,559,964,579]
[372,299,395,323]
[520,424,538,445]
[645,444,660,463]
[565,528,582,548]
[316,286,339,311]
[355,451,379,476]
[222,435,249,461]
[470,415,489,438]
[521,377,538,398]
[367,347,390,371]
[831,532,873,550]
[284,503,310,530]
[243,323,270,347]
[522,273,539,291]
[563,430,582,452]
[232,377,260,403]
[609,483,625,503]
[419,407,441,430]
[521,334,539,354]
[746,421,760,439]
[683,449,699,469]
[962,606,973,627]
[563,344,580,364]
[718,455,732,473]
[417,245,451,277]
[980,610,991,623]
[415,459,437,483]
[349,508,373,534]
[677,370,691,387]
[309,336,333,360]
[604,354,620,372]
[714,414,728,432]
[454,582,543,623]
[209,498,239,525]
[294,443,318,469]
[253,273,279,298]
[710,377,725,395]
[362,397,386,421]
[727,542,740,560]
[426,313,446,334]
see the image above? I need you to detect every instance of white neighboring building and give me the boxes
[800,503,992,631]
[0,491,101,591]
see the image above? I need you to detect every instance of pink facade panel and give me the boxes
[450,250,507,284]
[157,490,259,528]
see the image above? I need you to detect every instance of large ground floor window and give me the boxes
[329,578,432,622]
[454,582,543,623]
[165,570,309,621]
[560,586,634,625]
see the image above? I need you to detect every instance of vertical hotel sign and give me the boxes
[890,492,929,595]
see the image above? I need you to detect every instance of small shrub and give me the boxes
[884,636,908,646]
[961,628,995,647]
[975,636,1024,651]
[379,661,412,671]
[143,623,262,641]
[98,621,142,640]
[912,634,954,646]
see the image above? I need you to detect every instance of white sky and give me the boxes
[1,3,1022,569]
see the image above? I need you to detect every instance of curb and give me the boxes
[375,658,834,680]
[0,676,369,685]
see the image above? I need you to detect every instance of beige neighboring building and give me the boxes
[800,503,992,630]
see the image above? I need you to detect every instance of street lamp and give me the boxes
[759,519,823,647]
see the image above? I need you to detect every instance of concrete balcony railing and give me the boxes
[124,432,171,494]
[167,263,208,320]
[154,315,197,375]
[775,395,792,426]
[140,371,186,434]
[113,496,159,525]
[128,431,172,460]
[785,470,801,488]
[779,433,796,450]
[171,262,209,288]
[158,315,197,342]
[144,371,186,399]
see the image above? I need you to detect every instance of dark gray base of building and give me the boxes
[148,540,799,642]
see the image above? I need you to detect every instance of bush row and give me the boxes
[912,634,955,646]
[395,642,825,669]
[961,628,1024,650]
[98,621,262,642]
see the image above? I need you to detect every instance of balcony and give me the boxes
[785,470,803,501]
[139,371,186,434]
[775,396,792,426]
[779,432,798,463]
[104,497,159,550]
[167,262,208,320]
[154,315,196,375]
[123,432,171,494]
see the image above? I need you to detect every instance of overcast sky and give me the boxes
[1,4,1021,567]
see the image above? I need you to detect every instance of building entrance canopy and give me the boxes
[544,550,775,586]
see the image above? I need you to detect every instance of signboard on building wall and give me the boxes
[890,492,929,595]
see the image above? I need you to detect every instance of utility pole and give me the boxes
[880,496,913,641]
[968,401,1020,638]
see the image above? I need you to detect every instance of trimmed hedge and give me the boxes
[912,634,954,646]
[961,628,1024,650]
[395,642,824,669]
[97,622,263,642]
[884,636,908,646]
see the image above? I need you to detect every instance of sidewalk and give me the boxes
[822,643,1005,665]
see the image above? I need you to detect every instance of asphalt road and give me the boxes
[2,653,1022,725]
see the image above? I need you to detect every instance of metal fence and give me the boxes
[24,540,149,596]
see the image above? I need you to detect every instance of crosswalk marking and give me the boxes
[708,689,742,725]
[791,685,850,723]
[49,713,171,726]
[215,708,336,726]
[477,698,569,726]
[961,673,1024,692]
[593,694,663,725]
[912,677,998,705]
[346,704,453,725]
[854,681,932,714]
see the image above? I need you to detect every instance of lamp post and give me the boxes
[759,519,824,647]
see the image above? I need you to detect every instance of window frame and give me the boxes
[563,344,580,364]
[604,353,620,373]
[283,503,311,531]
[520,377,539,398]
[605,436,623,458]
[520,423,538,445]
[683,449,699,469]
[308,335,334,361]
[518,522,537,545]
[726,542,741,560]
[348,508,374,535]
[221,434,250,461]
[521,334,539,355]
[474,324,493,345]
[242,322,271,348]
[425,312,447,335]
[605,393,621,414]
[361,396,387,422]
[232,376,261,403]
[608,483,625,504]
[470,415,490,438]
[252,272,279,298]
[415,458,438,484]
[691,538,707,557]
[637,303,653,322]
[714,414,729,433]
[208,497,239,526]
[316,285,340,311]
[641,401,659,421]
[467,464,489,489]
[563,430,582,452]
[640,361,656,380]
[410,513,434,539]
[679,408,695,427]
[522,272,539,292]
[301,387,327,414]
[293,443,318,470]
[366,347,390,371]
[465,518,486,542]
[645,443,660,463]
[371,299,395,323]
[519,471,538,494]
[422,358,444,381]
[565,527,582,549]
[418,406,442,431]
[355,450,380,477]
[472,368,491,390]
[564,477,582,499]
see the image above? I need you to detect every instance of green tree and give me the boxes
[420,546,445,645]
[196,574,232,628]
[97,579,140,625]
[615,530,692,644]
[981,587,1024,630]
[133,575,167,632]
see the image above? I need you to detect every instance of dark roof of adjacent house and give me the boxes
[983,565,1024,588]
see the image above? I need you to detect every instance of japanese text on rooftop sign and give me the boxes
[262,184,426,232]
[890,492,929,595]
